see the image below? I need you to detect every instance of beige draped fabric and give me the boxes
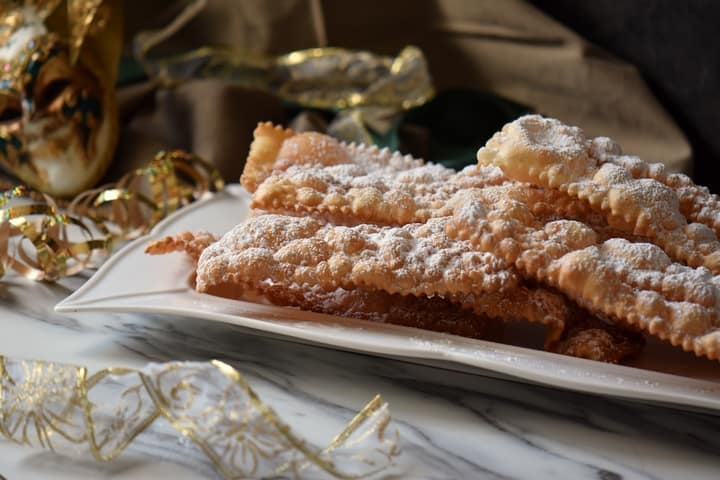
[114,0,690,182]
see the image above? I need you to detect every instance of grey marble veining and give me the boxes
[0,274,719,479]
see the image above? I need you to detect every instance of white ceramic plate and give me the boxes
[56,185,720,412]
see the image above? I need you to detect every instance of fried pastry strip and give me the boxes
[549,239,720,359]
[144,230,217,261]
[241,123,424,192]
[240,123,296,193]
[197,213,583,348]
[199,272,570,348]
[252,163,506,226]
[258,284,503,340]
[145,233,500,340]
[590,136,720,237]
[551,312,644,364]
[447,191,720,360]
[148,231,644,362]
[476,115,720,273]
[195,214,518,298]
[261,283,621,359]
[261,280,639,362]
[453,286,571,349]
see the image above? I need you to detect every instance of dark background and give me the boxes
[531,0,720,192]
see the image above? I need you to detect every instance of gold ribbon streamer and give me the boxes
[0,356,399,478]
[137,41,433,119]
[140,43,433,144]
[135,7,433,111]
[132,0,434,144]
[0,150,224,281]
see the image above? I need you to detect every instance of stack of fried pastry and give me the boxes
[147,115,720,364]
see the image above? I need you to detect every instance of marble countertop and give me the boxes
[1,272,719,479]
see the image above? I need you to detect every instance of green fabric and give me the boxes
[370,126,400,153]
[117,56,148,86]
[400,88,530,169]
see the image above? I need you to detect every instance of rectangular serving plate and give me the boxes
[56,185,720,412]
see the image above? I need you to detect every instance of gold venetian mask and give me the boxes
[0,0,120,196]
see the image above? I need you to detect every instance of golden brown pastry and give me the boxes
[148,117,720,364]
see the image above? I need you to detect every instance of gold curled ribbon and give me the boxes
[0,355,399,478]
[0,150,224,281]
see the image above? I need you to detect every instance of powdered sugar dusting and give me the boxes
[197,214,518,298]
[478,114,720,274]
[226,118,720,361]
[514,115,588,161]
[253,157,506,226]
[592,132,720,238]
